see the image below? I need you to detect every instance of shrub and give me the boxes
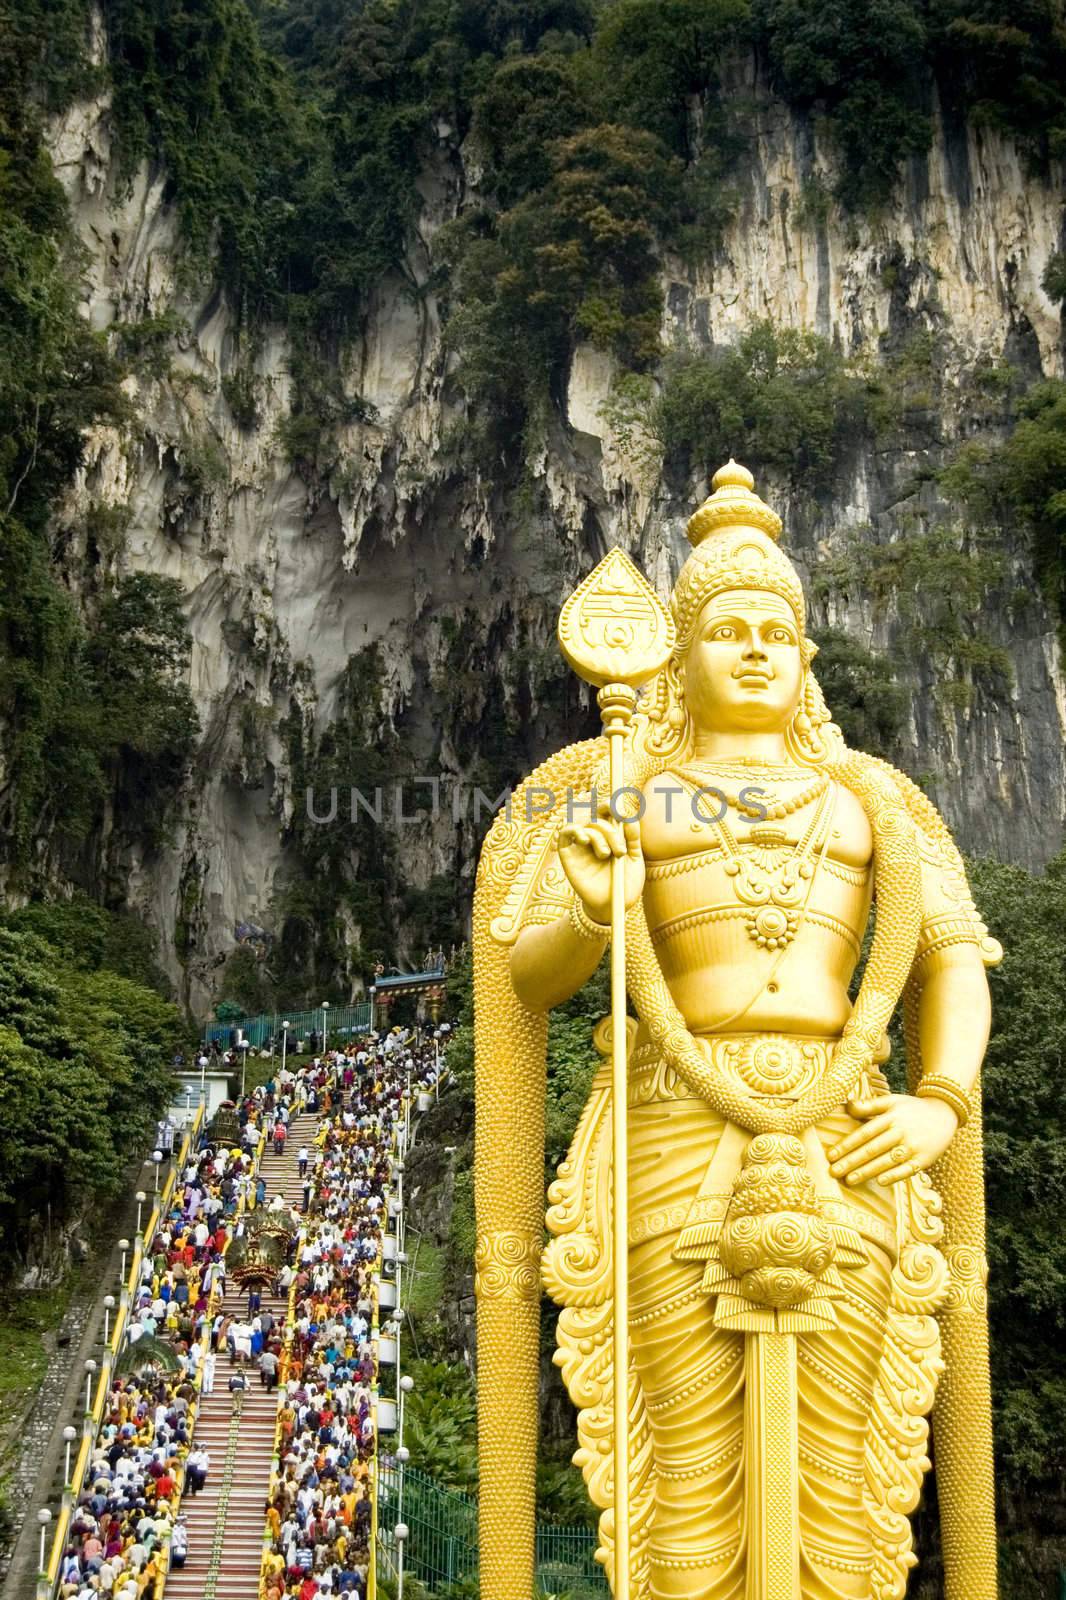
[941,377,1066,635]
[654,321,870,491]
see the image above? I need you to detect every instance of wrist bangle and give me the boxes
[568,899,610,943]
[915,1075,971,1127]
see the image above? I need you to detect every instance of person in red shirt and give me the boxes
[299,1575,318,1600]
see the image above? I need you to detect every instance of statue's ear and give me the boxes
[801,638,819,666]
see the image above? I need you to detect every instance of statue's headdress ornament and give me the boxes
[671,460,804,650]
[685,458,783,546]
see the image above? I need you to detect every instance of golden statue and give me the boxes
[473,463,1001,1600]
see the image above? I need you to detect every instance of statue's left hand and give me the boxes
[827,1094,959,1187]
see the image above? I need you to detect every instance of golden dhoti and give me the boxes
[625,1034,899,1600]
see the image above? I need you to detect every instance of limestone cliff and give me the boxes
[45,41,1066,1013]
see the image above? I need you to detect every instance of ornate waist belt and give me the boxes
[628,1031,837,1107]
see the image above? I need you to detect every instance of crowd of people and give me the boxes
[57,1118,270,1599]
[55,1016,447,1600]
[260,1028,446,1600]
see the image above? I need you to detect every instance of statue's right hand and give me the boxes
[558,801,645,927]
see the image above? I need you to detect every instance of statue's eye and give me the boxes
[710,625,735,640]
[768,628,793,643]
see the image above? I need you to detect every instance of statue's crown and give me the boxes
[671,460,801,648]
[686,459,783,547]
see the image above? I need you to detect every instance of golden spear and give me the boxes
[558,548,674,1597]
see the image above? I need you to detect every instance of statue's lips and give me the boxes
[734,673,773,689]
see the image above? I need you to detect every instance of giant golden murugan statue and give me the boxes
[473,463,1000,1600]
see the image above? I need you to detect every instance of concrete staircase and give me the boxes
[166,1113,317,1600]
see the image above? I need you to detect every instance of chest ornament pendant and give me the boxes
[723,825,816,950]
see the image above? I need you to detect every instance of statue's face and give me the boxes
[681,589,804,733]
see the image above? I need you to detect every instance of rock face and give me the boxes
[46,50,1066,1014]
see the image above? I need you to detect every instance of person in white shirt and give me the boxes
[186,1447,209,1493]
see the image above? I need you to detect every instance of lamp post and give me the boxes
[184,1084,192,1126]
[62,1426,77,1485]
[393,1160,405,1256]
[239,1037,250,1099]
[152,1149,163,1197]
[395,1250,408,1401]
[135,1191,147,1236]
[396,1373,415,1600]
[37,1509,51,1574]
[434,1032,440,1100]
[321,1001,329,1051]
[199,1048,207,1108]
[103,1295,115,1345]
[281,1021,290,1073]
[118,1239,130,1285]
[84,1360,97,1413]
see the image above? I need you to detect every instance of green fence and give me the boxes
[377,1464,607,1597]
[202,1001,374,1049]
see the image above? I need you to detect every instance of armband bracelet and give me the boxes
[569,899,610,943]
[915,1075,971,1127]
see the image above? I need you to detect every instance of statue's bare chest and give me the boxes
[640,770,874,959]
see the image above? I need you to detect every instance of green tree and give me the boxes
[932,0,1066,166]
[810,628,906,758]
[967,854,1066,1586]
[472,55,589,205]
[0,925,181,1269]
[941,377,1066,635]
[449,123,681,429]
[654,321,871,491]
[754,0,931,208]
[588,0,750,158]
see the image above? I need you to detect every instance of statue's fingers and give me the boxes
[842,1147,907,1186]
[877,1157,921,1187]
[828,1113,891,1162]
[829,1126,897,1179]
[586,829,612,860]
[846,1092,894,1121]
[600,819,631,857]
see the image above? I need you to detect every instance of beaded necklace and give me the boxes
[678,762,830,821]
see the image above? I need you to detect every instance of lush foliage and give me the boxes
[4,893,174,995]
[654,321,874,491]
[755,0,931,209]
[934,0,1066,167]
[941,377,1066,636]
[809,628,906,758]
[448,123,681,432]
[0,912,183,1268]
[0,3,199,872]
[812,526,1012,711]
[967,853,1066,1589]
[403,1358,479,1493]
